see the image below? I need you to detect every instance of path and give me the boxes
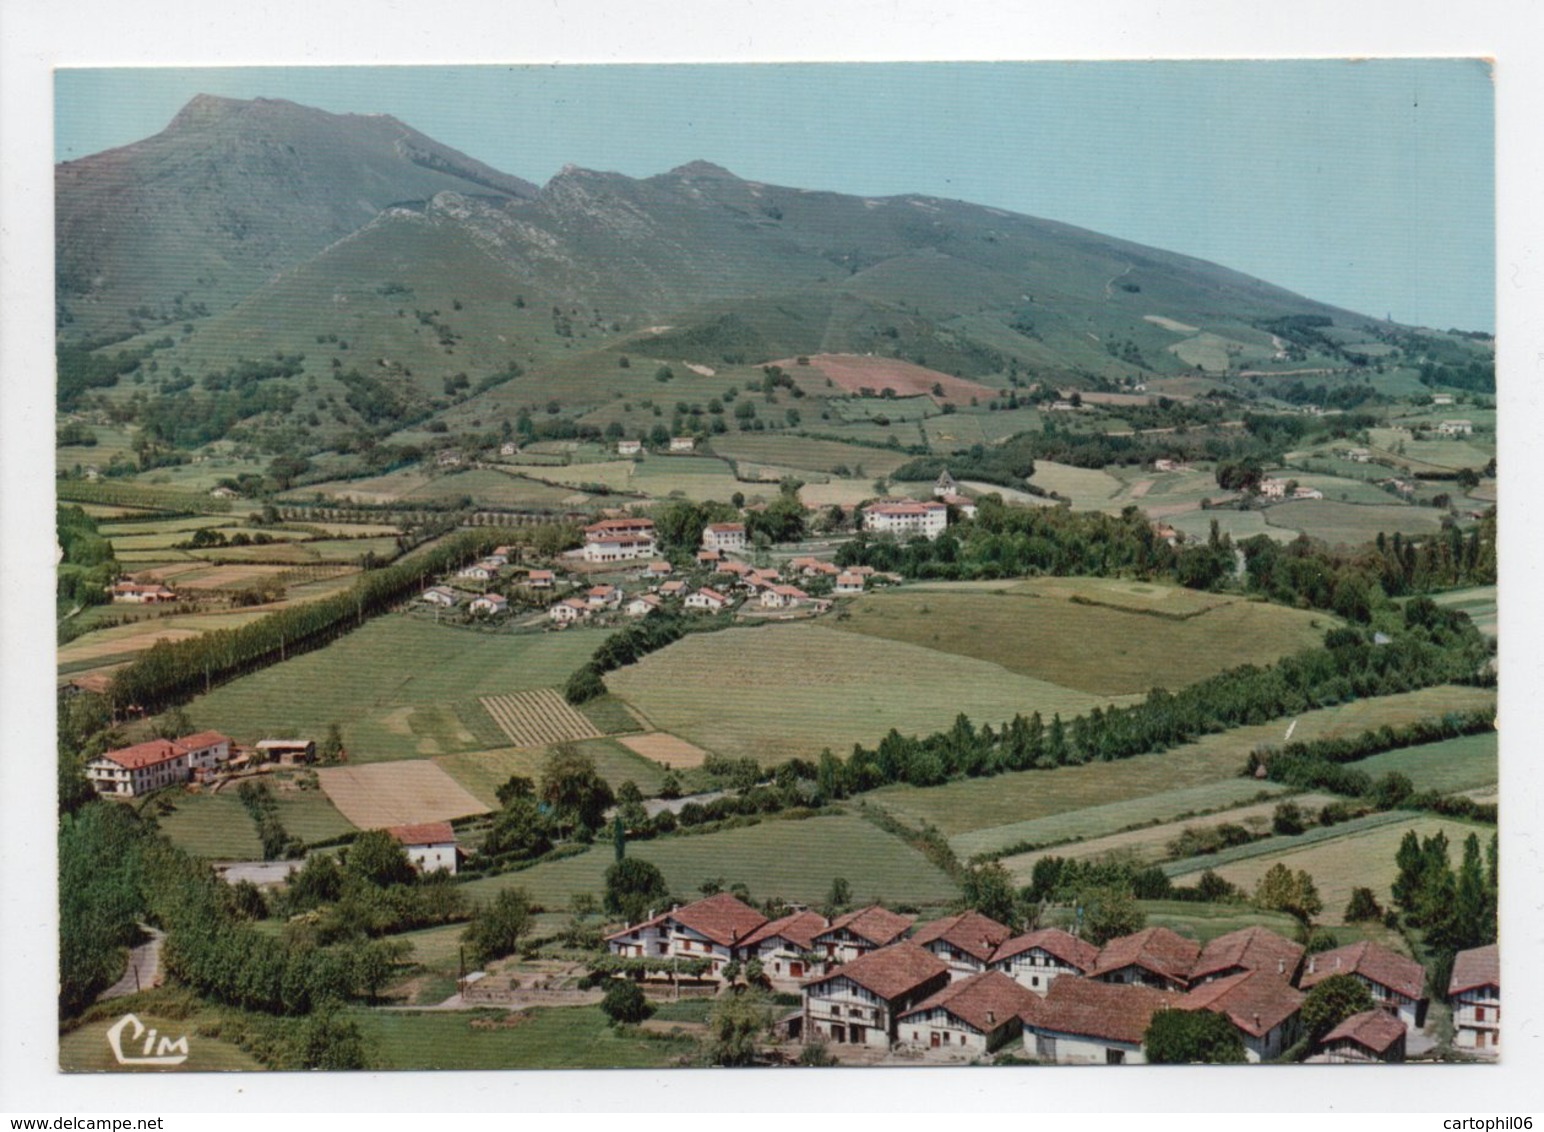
[100,926,164,1001]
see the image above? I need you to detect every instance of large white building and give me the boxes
[701,522,747,553]
[581,517,658,563]
[86,731,233,798]
[862,500,948,540]
[1448,943,1499,1054]
[604,893,769,982]
[387,822,459,875]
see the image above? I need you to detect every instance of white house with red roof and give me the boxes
[734,910,828,991]
[1314,1008,1408,1063]
[1090,927,1200,992]
[420,585,460,607]
[1300,941,1428,1030]
[1447,943,1499,1054]
[386,822,459,874]
[989,928,1101,995]
[911,911,1015,981]
[1019,976,1169,1065]
[548,597,590,623]
[801,941,950,1048]
[898,969,1041,1055]
[585,584,622,609]
[938,493,978,519]
[109,580,177,604]
[862,500,948,540]
[604,893,768,981]
[759,584,809,610]
[1177,970,1304,1061]
[582,517,657,563]
[812,905,916,968]
[701,522,747,553]
[458,559,502,582]
[1190,926,1305,985]
[685,587,731,612]
[626,594,663,617]
[86,732,233,797]
[525,569,556,589]
[469,593,508,616]
[834,571,866,595]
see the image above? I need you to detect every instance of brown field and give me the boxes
[479,688,603,749]
[770,353,996,404]
[57,625,205,665]
[317,761,489,828]
[142,563,293,590]
[617,731,710,769]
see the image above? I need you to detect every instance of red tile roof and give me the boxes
[707,523,745,533]
[669,893,769,947]
[1191,926,1305,982]
[819,905,916,948]
[528,570,556,580]
[990,928,1101,973]
[807,941,949,1001]
[738,910,828,952]
[900,970,1040,1033]
[912,911,1015,963]
[1090,927,1201,985]
[1300,941,1426,1001]
[584,518,656,534]
[1322,1008,1407,1054]
[1178,970,1304,1037]
[865,501,947,516]
[1448,944,1500,996]
[1027,977,1172,1045]
[174,731,232,751]
[96,739,184,771]
[387,822,457,847]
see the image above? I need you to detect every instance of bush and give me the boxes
[601,979,654,1026]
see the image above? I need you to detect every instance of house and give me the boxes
[659,580,688,599]
[702,522,747,553]
[834,572,865,595]
[696,548,723,566]
[862,500,948,540]
[813,905,916,967]
[646,560,674,578]
[209,486,238,500]
[626,594,663,617]
[735,910,829,991]
[1258,478,1289,499]
[62,672,114,699]
[548,597,590,623]
[435,449,463,468]
[254,738,316,766]
[1431,394,1455,406]
[386,821,459,875]
[989,928,1100,995]
[585,584,622,609]
[420,586,460,607]
[1090,927,1200,991]
[1020,977,1169,1065]
[1447,943,1499,1054]
[669,436,696,453]
[912,912,1015,981]
[1152,522,1180,545]
[1292,486,1325,500]
[716,560,753,579]
[933,470,958,498]
[605,893,768,982]
[789,557,840,578]
[938,494,978,519]
[500,441,520,456]
[899,970,1041,1055]
[1177,970,1304,1061]
[617,439,643,456]
[685,587,731,612]
[525,570,556,589]
[802,942,951,1048]
[109,580,177,604]
[458,561,500,582]
[470,593,508,616]
[1190,926,1305,985]
[1154,459,1190,473]
[760,584,809,610]
[1344,448,1372,463]
[1315,1009,1407,1064]
[1437,419,1474,436]
[1299,941,1428,1030]
[86,732,233,798]
[483,552,510,567]
[582,517,657,563]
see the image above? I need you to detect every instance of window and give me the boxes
[1106,1048,1125,1065]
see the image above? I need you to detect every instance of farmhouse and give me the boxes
[1292,486,1325,500]
[86,731,233,798]
[735,910,828,991]
[862,500,948,540]
[548,598,590,623]
[1437,419,1474,436]
[500,441,520,456]
[209,485,238,500]
[1447,943,1499,1054]
[716,560,753,580]
[802,942,950,1049]
[696,548,723,566]
[582,517,657,563]
[386,821,459,875]
[1258,478,1289,499]
[420,585,460,607]
[109,580,177,604]
[1300,942,1428,1030]
[605,893,768,981]
[813,905,916,967]
[989,928,1100,995]
[1190,927,1304,985]
[254,738,316,766]
[458,561,500,582]
[585,584,622,609]
[526,570,556,589]
[1090,927,1200,991]
[760,584,810,610]
[1177,970,1304,1061]
[702,522,747,553]
[1344,448,1372,462]
[1314,1009,1407,1064]
[470,593,508,616]
[912,911,1014,981]
[1431,394,1455,406]
[898,970,1041,1055]
[1153,459,1191,473]
[617,439,643,456]
[669,436,696,453]
[789,557,841,578]
[938,494,978,519]
[834,572,865,595]
[626,594,663,617]
[685,587,731,612]
[646,560,674,578]
[1020,977,1169,1065]
[659,580,688,599]
[933,470,958,497]
[435,449,463,468]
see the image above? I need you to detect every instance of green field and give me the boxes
[1430,585,1497,639]
[1167,508,1298,544]
[399,468,582,508]
[1027,460,1124,510]
[183,618,610,760]
[60,1013,264,1072]
[268,786,359,843]
[832,581,1331,697]
[352,1006,695,1070]
[1281,473,1410,507]
[435,737,668,808]
[155,792,262,859]
[1265,500,1444,548]
[709,434,912,477]
[1161,810,1414,878]
[1351,731,1497,794]
[608,622,1122,766]
[460,813,960,910]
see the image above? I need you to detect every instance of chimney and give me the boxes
[1278,958,1285,975]
[1308,956,1316,975]
[1335,956,1342,971]
[1253,1012,1261,1031]
[987,1010,995,1026]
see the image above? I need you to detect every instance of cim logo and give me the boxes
[106,1014,190,1067]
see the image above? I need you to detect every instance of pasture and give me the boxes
[155,792,262,859]
[434,737,668,807]
[317,761,489,828]
[1264,500,1444,548]
[1027,461,1124,510]
[459,812,960,910]
[1351,731,1497,794]
[480,689,603,748]
[831,581,1331,696]
[1167,508,1297,544]
[708,434,912,477]
[607,622,1121,767]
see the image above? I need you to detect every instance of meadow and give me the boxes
[435,737,669,808]
[1350,731,1497,794]
[399,468,582,508]
[1431,585,1497,638]
[155,785,357,859]
[1264,500,1445,548]
[1026,460,1124,510]
[708,433,912,477]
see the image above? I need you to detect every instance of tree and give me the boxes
[495,775,536,807]
[1300,973,1374,1041]
[615,779,650,831]
[152,706,194,740]
[601,979,654,1025]
[290,1006,368,1070]
[1144,1009,1246,1064]
[540,743,615,832]
[822,876,852,918]
[318,722,345,764]
[353,938,408,1002]
[604,857,670,926]
[344,829,416,889]
[962,863,1019,928]
[481,795,553,860]
[1253,864,1323,923]
[462,888,534,967]
[1343,887,1384,923]
[705,987,772,1066]
[564,664,607,705]
[1080,885,1145,946]
[1272,800,1307,836]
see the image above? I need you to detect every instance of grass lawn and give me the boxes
[182,618,610,760]
[351,1005,695,1070]
[154,791,262,859]
[460,813,960,910]
[608,622,1121,767]
[1351,731,1497,794]
[60,1013,264,1072]
[832,580,1331,697]
[269,786,358,843]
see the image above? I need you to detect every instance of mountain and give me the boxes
[56,94,539,342]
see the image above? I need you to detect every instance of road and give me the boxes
[99,926,164,1001]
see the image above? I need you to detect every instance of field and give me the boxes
[1431,585,1497,638]
[777,353,996,403]
[461,813,960,910]
[617,731,710,769]
[831,580,1332,696]
[60,1013,264,1072]
[870,684,1497,844]
[1351,731,1498,794]
[1027,461,1124,509]
[607,622,1122,766]
[1264,500,1445,547]
[1167,508,1297,543]
[480,688,603,748]
[434,737,668,807]
[351,1006,694,1071]
[155,792,262,859]
[399,468,582,508]
[317,761,490,828]
[182,618,608,760]
[1167,815,1493,925]
[708,434,912,477]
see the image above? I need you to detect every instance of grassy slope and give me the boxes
[1351,731,1497,794]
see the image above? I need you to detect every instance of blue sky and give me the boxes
[56,60,1495,330]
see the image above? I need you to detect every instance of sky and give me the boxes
[55,60,1495,332]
